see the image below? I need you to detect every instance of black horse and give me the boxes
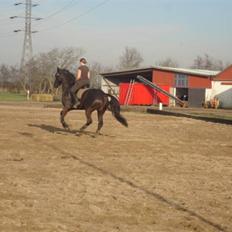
[54,67,128,134]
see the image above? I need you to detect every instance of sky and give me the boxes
[0,0,231,68]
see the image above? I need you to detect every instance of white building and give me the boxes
[206,65,232,108]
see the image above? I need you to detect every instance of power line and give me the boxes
[0,33,17,39]
[0,6,23,21]
[42,0,79,20]
[1,0,110,36]
[64,0,110,25]
[0,4,15,13]
[1,0,110,38]
[37,0,111,32]
[0,2,25,36]
[32,0,80,28]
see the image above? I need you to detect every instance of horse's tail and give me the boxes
[107,94,128,127]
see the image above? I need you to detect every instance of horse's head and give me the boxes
[54,67,64,88]
[54,67,75,88]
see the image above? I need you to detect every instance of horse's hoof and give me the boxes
[63,124,70,130]
[96,131,103,136]
[79,127,86,132]
[75,131,82,136]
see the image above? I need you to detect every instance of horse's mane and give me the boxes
[59,68,76,88]
[62,68,76,81]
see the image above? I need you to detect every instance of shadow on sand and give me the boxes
[24,123,227,232]
[46,144,227,232]
[27,124,115,138]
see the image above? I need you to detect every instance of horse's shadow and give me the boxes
[27,124,115,138]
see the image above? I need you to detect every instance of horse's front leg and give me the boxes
[60,107,71,130]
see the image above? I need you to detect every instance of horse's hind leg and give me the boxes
[60,107,71,129]
[79,108,93,132]
[96,108,107,134]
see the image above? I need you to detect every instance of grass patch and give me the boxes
[0,92,27,101]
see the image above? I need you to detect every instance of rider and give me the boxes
[70,57,90,108]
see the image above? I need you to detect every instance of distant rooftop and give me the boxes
[101,66,221,77]
[154,66,220,77]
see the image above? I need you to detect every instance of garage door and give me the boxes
[188,88,205,107]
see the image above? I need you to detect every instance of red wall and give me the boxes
[154,85,170,105]
[214,65,232,81]
[188,75,211,88]
[119,83,154,105]
[152,70,175,86]
[119,83,170,105]
[153,69,211,88]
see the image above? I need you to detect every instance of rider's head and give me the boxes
[80,58,87,65]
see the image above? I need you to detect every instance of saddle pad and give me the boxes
[77,88,89,100]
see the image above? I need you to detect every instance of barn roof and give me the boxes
[101,66,221,77]
[213,64,232,81]
[153,66,220,77]
[101,67,154,77]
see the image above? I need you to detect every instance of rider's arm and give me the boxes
[76,69,81,80]
[87,71,90,79]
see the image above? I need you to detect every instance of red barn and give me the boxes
[101,66,222,107]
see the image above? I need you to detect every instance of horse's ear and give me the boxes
[57,67,60,72]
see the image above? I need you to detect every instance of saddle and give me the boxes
[77,87,89,100]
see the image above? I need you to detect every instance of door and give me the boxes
[188,88,205,107]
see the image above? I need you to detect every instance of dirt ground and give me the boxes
[0,103,232,232]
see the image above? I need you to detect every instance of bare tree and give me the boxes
[0,64,20,92]
[191,54,224,70]
[90,62,113,89]
[0,47,84,93]
[118,47,143,70]
[156,57,179,67]
[0,65,10,85]
[28,47,84,93]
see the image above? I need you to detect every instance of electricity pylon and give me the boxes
[11,0,41,92]
[21,0,33,68]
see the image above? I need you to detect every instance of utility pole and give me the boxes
[11,1,41,93]
[21,0,33,68]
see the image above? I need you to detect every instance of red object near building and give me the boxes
[154,85,170,105]
[119,83,153,105]
[119,83,169,105]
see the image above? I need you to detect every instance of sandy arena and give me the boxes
[0,104,232,232]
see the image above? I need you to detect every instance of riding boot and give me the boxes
[72,90,80,108]
[73,98,80,109]
[70,88,79,108]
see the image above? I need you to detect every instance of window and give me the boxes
[175,74,188,88]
